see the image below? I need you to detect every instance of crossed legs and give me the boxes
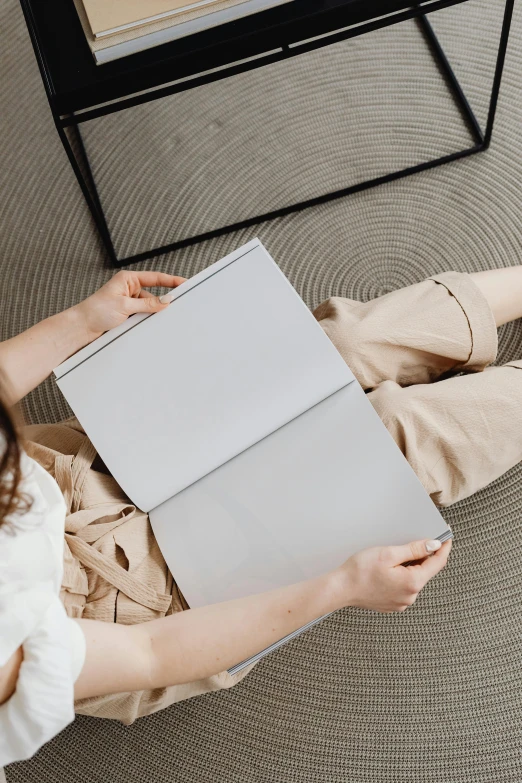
[314,267,522,507]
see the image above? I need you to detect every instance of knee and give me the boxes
[368,383,451,506]
[368,381,406,434]
[315,298,380,390]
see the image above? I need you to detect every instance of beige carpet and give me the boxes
[2,0,522,780]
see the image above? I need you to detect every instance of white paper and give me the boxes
[56,240,354,512]
[54,239,261,380]
[150,382,451,608]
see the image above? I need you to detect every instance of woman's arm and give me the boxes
[0,271,185,405]
[0,648,23,705]
[0,307,98,405]
[75,538,451,700]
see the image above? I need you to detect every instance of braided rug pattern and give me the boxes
[2,0,522,780]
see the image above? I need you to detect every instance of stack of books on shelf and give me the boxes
[74,0,292,65]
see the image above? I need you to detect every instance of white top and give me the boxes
[0,450,86,767]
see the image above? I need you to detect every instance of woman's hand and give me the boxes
[332,538,452,613]
[75,538,452,700]
[0,270,186,404]
[74,270,186,342]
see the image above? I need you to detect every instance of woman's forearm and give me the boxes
[74,536,451,701]
[0,270,185,405]
[74,571,345,700]
[0,307,93,404]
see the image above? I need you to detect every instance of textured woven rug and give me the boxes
[2,0,522,780]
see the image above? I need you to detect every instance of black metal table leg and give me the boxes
[483,0,515,148]
[54,119,119,265]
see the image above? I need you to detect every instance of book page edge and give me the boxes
[53,237,262,379]
[227,528,453,674]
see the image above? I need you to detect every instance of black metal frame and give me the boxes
[22,0,514,267]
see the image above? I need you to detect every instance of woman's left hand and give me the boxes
[0,271,187,406]
[74,270,186,341]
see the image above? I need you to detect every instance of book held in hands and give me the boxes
[55,239,452,673]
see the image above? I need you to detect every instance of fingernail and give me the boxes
[426,540,442,553]
[159,293,172,304]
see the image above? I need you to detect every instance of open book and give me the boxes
[55,239,452,673]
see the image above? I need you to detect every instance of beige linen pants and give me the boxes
[24,270,522,724]
[315,271,522,507]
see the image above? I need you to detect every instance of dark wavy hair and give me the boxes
[0,380,30,530]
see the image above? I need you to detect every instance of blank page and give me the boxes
[150,382,451,608]
[56,241,354,511]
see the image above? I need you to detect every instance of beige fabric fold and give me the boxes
[21,270,522,723]
[314,271,498,389]
[23,421,251,725]
[315,271,522,506]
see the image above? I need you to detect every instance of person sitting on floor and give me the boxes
[2,262,521,765]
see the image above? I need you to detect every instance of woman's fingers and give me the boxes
[398,541,452,593]
[132,271,186,289]
[110,270,188,305]
[131,276,189,312]
[338,539,451,614]
[386,538,444,567]
[127,295,168,314]
[415,540,452,580]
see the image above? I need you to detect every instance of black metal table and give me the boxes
[20,0,514,267]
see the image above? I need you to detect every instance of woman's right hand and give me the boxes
[73,538,452,701]
[332,538,452,613]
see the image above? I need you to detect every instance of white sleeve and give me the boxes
[0,596,86,767]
